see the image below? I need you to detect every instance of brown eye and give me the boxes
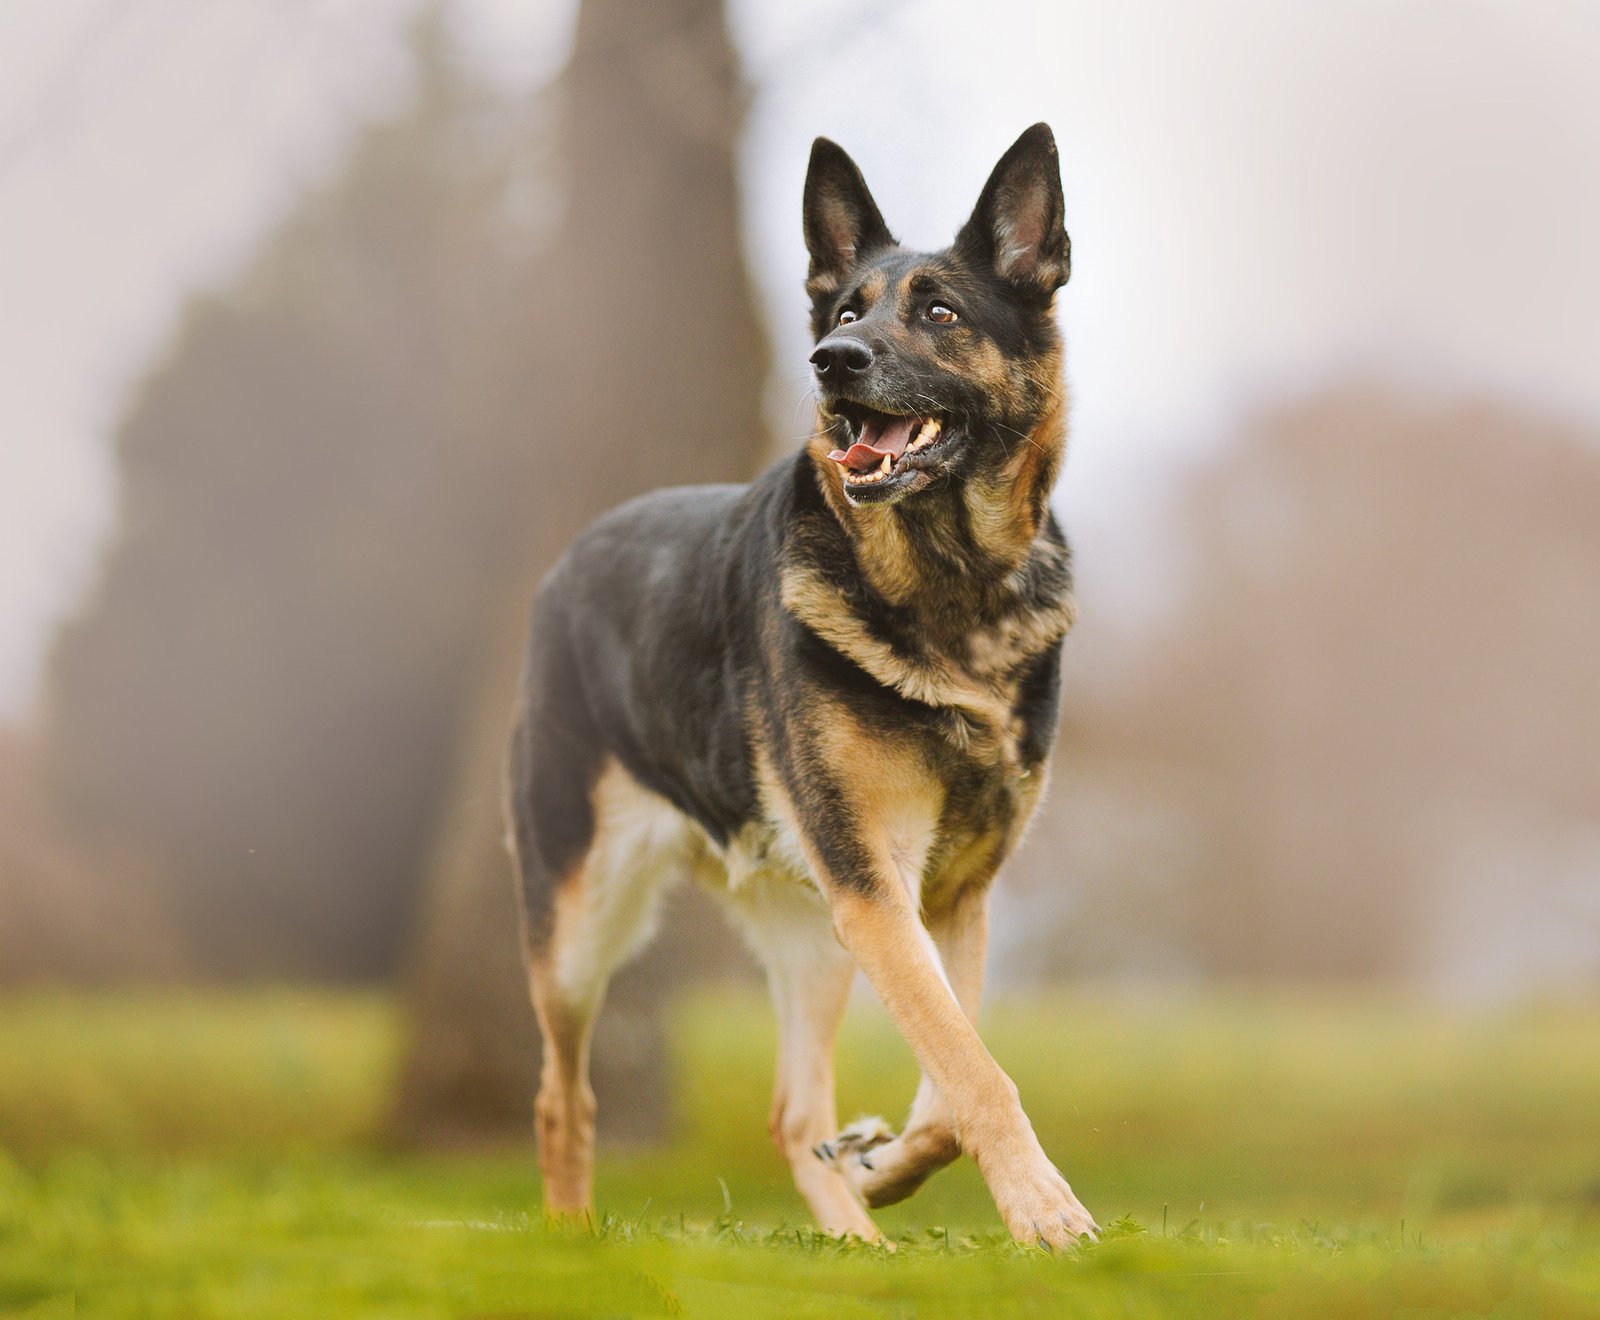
[928,303,958,324]
[838,308,858,325]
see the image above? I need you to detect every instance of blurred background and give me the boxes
[2,0,1598,1155]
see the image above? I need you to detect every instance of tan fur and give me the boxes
[779,559,1070,782]
[824,882,1095,1245]
[801,446,930,605]
[745,711,1092,1244]
[805,271,841,303]
[826,882,988,1206]
[780,563,1017,735]
[962,336,1017,400]
[1006,359,1068,543]
[963,591,1077,685]
[723,873,879,1239]
[961,348,1067,565]
[526,761,704,1219]
[809,699,945,909]
[528,954,597,1217]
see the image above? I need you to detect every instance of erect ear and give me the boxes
[802,137,895,299]
[955,123,1070,294]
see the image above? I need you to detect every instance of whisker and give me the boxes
[992,417,1050,457]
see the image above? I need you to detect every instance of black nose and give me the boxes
[810,336,873,377]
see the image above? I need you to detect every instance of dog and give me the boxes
[506,123,1096,1247]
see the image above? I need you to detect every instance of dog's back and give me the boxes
[510,476,775,946]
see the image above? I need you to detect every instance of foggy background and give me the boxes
[2,0,1597,1139]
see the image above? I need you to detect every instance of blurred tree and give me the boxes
[393,0,767,1143]
[0,730,177,984]
[42,0,766,1137]
[44,9,547,980]
[1010,387,1600,985]
[42,0,767,1111]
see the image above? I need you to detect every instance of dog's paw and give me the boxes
[813,1115,895,1172]
[815,1117,960,1208]
[992,1159,1098,1249]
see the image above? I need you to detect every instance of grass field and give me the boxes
[1,987,1597,1318]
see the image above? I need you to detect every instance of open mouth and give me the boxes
[826,404,946,489]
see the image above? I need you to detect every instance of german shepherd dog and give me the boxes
[507,124,1096,1246]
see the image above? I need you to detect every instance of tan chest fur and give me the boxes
[776,562,1069,914]
[779,561,1072,771]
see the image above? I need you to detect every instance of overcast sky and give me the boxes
[2,0,1598,720]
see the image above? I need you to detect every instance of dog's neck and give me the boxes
[807,390,1068,642]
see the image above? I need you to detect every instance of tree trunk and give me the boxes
[393,0,767,1144]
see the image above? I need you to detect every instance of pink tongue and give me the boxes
[828,414,917,473]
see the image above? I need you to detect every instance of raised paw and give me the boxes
[813,1115,895,1172]
[816,1116,959,1208]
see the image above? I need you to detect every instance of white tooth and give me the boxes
[879,453,892,475]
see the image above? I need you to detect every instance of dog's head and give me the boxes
[804,124,1070,509]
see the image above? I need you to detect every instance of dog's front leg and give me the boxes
[819,881,987,1207]
[825,877,1097,1248]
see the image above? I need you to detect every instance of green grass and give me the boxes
[1,987,1597,1318]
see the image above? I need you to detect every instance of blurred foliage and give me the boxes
[0,730,177,982]
[16,0,1598,1198]
[0,990,392,1157]
[43,11,551,979]
[0,987,1596,1316]
[1020,387,1600,986]
[27,1,1600,1008]
[32,0,769,1146]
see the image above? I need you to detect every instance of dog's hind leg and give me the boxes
[730,882,881,1241]
[527,950,602,1219]
[818,881,988,1207]
[518,762,682,1220]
